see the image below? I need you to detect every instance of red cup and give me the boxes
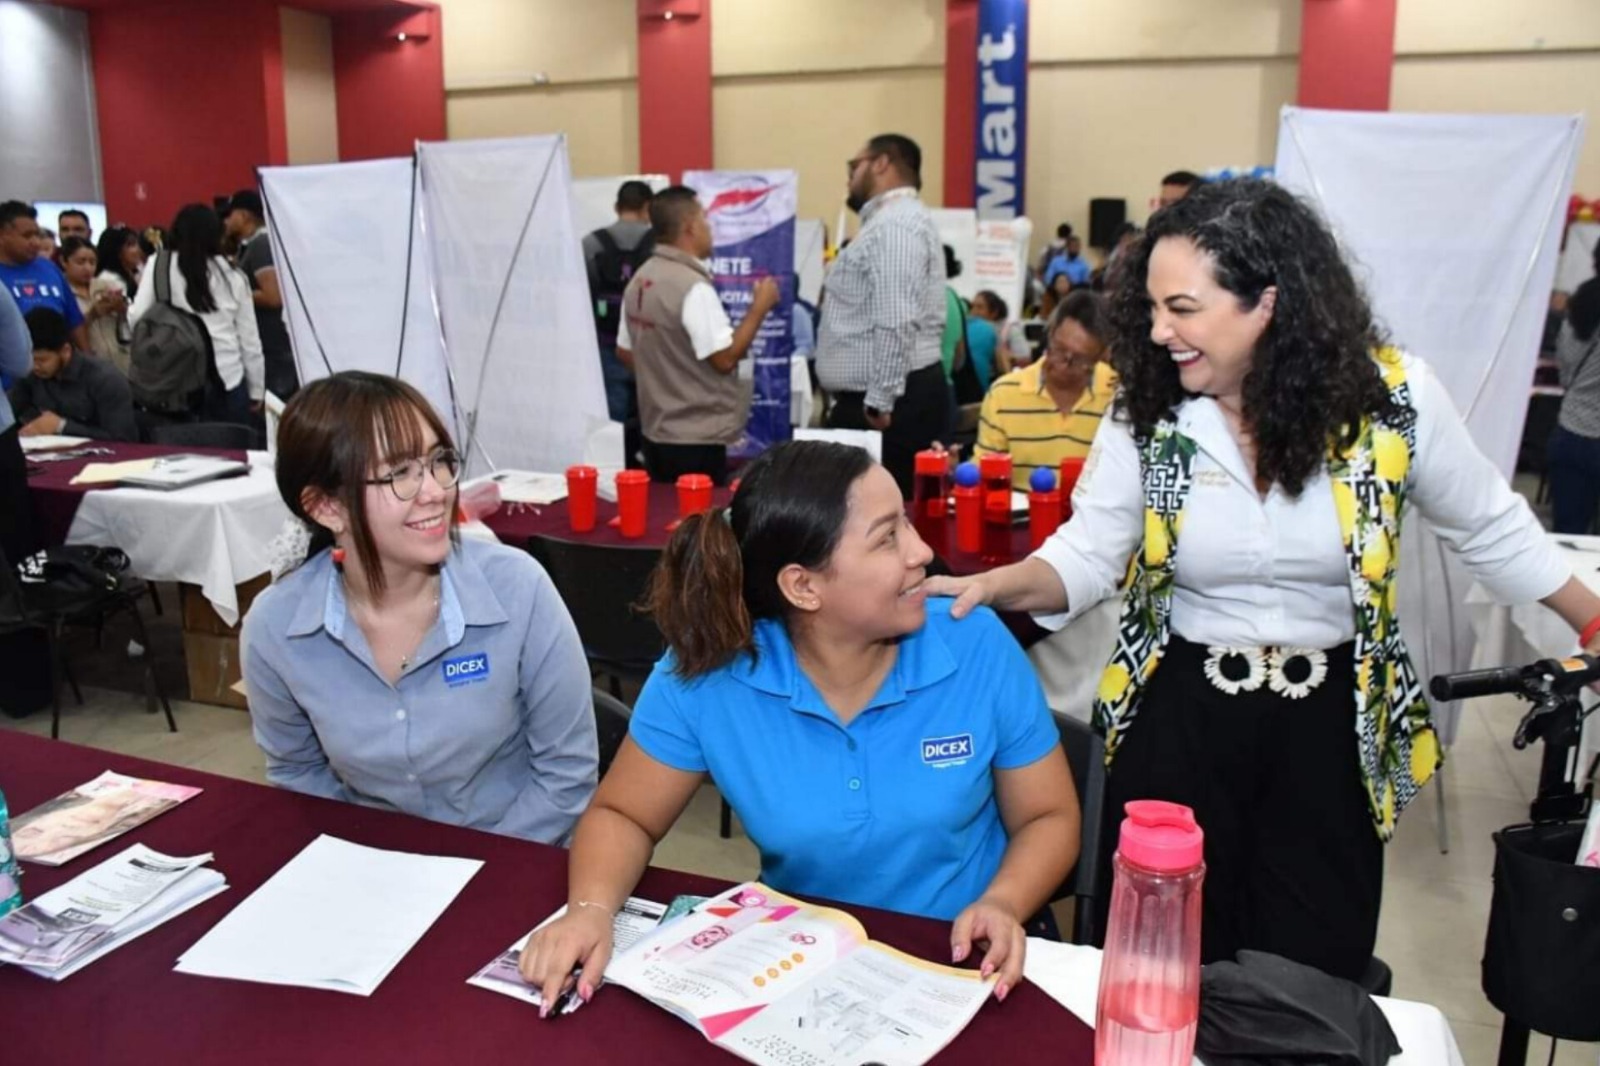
[676,473,713,519]
[1059,457,1086,520]
[566,465,598,532]
[616,469,650,538]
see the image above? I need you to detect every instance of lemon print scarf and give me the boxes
[1093,348,1441,840]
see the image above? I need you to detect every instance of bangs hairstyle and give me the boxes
[1107,178,1396,497]
[275,371,460,597]
[643,440,874,678]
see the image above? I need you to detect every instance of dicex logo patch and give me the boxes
[921,733,974,767]
[442,652,489,687]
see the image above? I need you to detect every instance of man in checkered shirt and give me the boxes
[816,133,951,494]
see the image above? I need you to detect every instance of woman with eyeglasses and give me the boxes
[241,371,599,844]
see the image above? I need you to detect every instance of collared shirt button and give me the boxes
[406,772,417,782]
[846,738,857,751]
[395,709,407,721]
[848,777,861,791]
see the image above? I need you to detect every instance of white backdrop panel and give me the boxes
[260,157,457,438]
[418,136,608,478]
[1275,107,1584,746]
[931,208,979,301]
[570,174,669,240]
[795,218,826,306]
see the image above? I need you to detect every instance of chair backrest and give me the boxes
[528,536,665,674]
[149,421,257,450]
[591,686,632,780]
[1053,711,1109,945]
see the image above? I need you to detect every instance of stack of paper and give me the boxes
[0,845,227,980]
[484,470,568,505]
[18,435,90,452]
[468,896,668,1012]
[12,771,203,866]
[175,835,482,996]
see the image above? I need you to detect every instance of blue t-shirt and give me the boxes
[1044,253,1092,288]
[630,598,1060,921]
[964,317,998,391]
[0,258,84,332]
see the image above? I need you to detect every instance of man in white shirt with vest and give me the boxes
[617,187,779,485]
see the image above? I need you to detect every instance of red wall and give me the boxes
[637,2,713,180]
[943,0,978,208]
[1298,0,1397,111]
[91,0,286,227]
[331,4,446,161]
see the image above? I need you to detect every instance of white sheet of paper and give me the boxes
[792,427,883,462]
[174,834,482,996]
[19,435,90,452]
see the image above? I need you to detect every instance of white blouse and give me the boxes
[129,254,264,399]
[1032,353,1570,649]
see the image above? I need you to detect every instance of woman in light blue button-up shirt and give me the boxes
[242,373,597,845]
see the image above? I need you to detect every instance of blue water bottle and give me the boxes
[0,787,21,917]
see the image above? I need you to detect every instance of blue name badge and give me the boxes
[921,733,974,767]
[441,652,490,687]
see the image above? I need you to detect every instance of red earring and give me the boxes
[331,547,346,569]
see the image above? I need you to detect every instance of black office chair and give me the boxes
[149,421,258,450]
[0,545,177,739]
[592,685,632,780]
[1053,711,1109,945]
[527,536,665,698]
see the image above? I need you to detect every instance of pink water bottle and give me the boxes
[1096,800,1206,1066]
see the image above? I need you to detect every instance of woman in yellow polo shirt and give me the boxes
[974,291,1115,490]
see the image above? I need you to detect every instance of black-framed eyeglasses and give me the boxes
[366,447,461,501]
[845,153,877,176]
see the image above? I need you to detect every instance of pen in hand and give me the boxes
[543,966,585,1020]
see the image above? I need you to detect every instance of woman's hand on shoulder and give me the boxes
[923,573,992,620]
[949,895,1027,1003]
[517,903,615,1018]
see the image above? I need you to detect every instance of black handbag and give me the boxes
[1482,819,1600,1040]
[15,545,131,596]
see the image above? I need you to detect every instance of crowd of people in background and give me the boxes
[0,193,299,448]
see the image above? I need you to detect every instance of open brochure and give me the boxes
[11,771,203,866]
[606,883,994,1066]
[0,844,225,977]
[468,896,668,1012]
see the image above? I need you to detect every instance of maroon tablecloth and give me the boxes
[25,442,248,549]
[0,732,1091,1064]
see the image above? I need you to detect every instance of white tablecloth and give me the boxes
[1024,939,1466,1066]
[63,466,291,626]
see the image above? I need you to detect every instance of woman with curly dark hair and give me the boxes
[929,178,1600,982]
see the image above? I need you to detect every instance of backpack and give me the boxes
[129,250,215,414]
[589,228,654,342]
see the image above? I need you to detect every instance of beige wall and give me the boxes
[448,82,641,176]
[1393,51,1600,194]
[279,7,339,165]
[433,0,636,178]
[714,67,944,229]
[427,0,1600,232]
[712,0,943,76]
[1027,58,1297,245]
[1032,0,1299,62]
[1396,0,1600,55]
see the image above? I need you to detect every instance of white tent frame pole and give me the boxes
[413,141,471,454]
[454,138,561,474]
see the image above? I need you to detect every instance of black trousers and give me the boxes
[826,362,952,496]
[641,439,729,486]
[0,421,49,718]
[1101,636,1383,982]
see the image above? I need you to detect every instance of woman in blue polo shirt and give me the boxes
[518,440,1079,1012]
[242,372,599,845]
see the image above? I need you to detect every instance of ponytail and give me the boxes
[644,507,753,678]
